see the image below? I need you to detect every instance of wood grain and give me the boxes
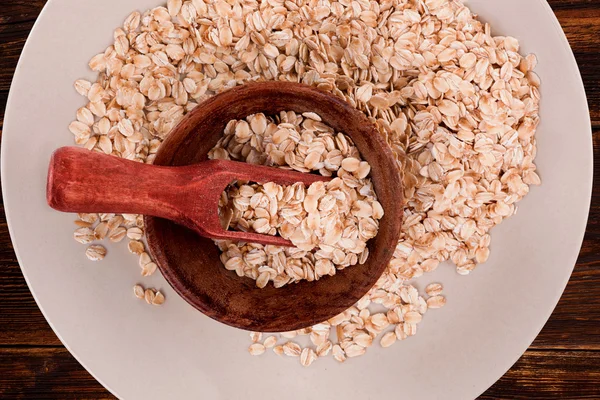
[0,0,599,398]
[0,347,598,399]
[481,351,600,399]
[0,348,114,399]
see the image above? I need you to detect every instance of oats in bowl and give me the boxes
[209,111,383,288]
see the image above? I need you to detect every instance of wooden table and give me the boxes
[0,1,598,398]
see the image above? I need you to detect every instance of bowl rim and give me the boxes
[144,81,403,332]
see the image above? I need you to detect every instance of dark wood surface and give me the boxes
[0,1,598,398]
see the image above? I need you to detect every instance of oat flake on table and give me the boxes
[69,0,540,364]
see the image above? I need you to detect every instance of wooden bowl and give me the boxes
[145,82,402,332]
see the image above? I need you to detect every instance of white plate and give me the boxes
[2,0,592,398]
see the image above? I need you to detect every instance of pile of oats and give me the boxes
[134,284,166,305]
[249,282,445,365]
[209,111,382,288]
[69,0,540,360]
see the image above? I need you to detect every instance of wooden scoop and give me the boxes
[47,146,330,246]
[47,82,403,333]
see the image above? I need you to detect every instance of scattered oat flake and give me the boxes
[273,345,284,356]
[250,332,262,343]
[152,291,165,306]
[404,311,423,325]
[427,296,447,309]
[74,79,91,96]
[380,332,397,348]
[248,343,266,356]
[425,283,443,297]
[74,228,95,244]
[332,345,346,363]
[133,284,144,299]
[263,336,277,348]
[316,341,333,357]
[128,240,144,254]
[280,331,297,339]
[85,245,106,261]
[142,262,158,277]
[345,344,366,358]
[127,227,143,240]
[283,342,301,357]
[300,348,317,367]
[144,289,155,305]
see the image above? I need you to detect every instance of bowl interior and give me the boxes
[145,82,402,332]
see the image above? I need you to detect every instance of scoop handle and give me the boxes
[47,147,189,223]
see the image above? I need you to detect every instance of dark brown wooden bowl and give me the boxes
[145,82,402,332]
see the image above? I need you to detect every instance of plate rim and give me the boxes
[467,1,593,396]
[1,0,125,397]
[1,0,593,398]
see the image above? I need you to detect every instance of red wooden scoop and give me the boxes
[47,146,329,246]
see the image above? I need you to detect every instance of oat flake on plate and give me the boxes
[69,0,540,364]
